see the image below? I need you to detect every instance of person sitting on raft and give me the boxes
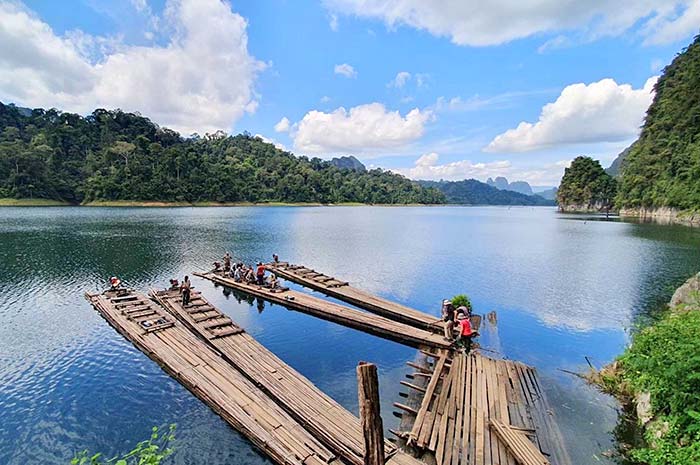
[272,253,279,264]
[268,273,278,290]
[441,299,455,341]
[233,264,242,282]
[109,276,122,290]
[169,278,180,291]
[256,262,266,286]
[455,313,478,351]
[245,266,256,284]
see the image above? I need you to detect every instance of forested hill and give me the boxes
[0,103,444,205]
[617,34,700,210]
[419,179,555,205]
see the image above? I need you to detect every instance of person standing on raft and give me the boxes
[456,313,478,352]
[180,275,192,307]
[223,252,232,273]
[441,299,456,341]
[256,262,266,286]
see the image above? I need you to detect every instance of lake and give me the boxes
[1,206,699,465]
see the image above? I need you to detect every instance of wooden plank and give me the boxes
[265,262,443,332]
[490,419,550,465]
[196,271,450,350]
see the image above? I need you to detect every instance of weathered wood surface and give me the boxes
[357,362,385,465]
[267,262,443,332]
[86,290,344,465]
[151,288,418,465]
[195,271,451,350]
[397,351,571,465]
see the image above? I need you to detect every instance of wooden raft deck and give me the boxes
[150,288,423,465]
[267,262,443,332]
[85,290,345,465]
[395,350,571,465]
[195,271,451,350]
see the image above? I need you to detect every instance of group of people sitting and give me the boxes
[213,253,281,290]
[441,299,478,350]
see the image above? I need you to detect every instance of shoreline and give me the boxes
[0,198,559,208]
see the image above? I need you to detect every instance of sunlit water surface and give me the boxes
[1,206,699,465]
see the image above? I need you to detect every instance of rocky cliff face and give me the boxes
[620,207,700,226]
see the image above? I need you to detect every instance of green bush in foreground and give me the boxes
[71,425,175,465]
[618,310,700,464]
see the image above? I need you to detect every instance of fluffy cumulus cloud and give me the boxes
[292,103,431,155]
[325,0,699,46]
[0,0,264,135]
[485,77,657,153]
[274,116,290,132]
[396,153,571,185]
[334,63,357,78]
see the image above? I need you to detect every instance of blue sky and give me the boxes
[3,1,700,187]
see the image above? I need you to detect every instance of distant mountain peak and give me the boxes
[329,155,366,172]
[486,176,533,195]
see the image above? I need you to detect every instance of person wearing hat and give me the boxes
[256,262,266,286]
[441,299,456,341]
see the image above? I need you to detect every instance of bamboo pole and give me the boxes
[357,361,385,465]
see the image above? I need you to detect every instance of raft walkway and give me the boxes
[195,271,451,350]
[86,289,421,465]
[150,288,413,465]
[394,350,571,465]
[267,262,443,332]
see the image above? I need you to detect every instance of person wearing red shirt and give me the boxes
[456,314,478,351]
[256,262,266,285]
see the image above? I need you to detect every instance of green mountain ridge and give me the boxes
[0,103,444,205]
[617,34,700,211]
[419,179,556,206]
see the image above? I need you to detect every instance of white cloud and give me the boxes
[325,0,699,46]
[485,77,658,153]
[254,134,287,151]
[0,0,264,135]
[389,71,411,88]
[329,13,339,31]
[650,58,665,72]
[396,153,513,181]
[395,153,571,185]
[320,95,332,103]
[274,116,290,132]
[643,1,700,45]
[537,35,571,54]
[334,63,357,78]
[416,152,439,166]
[292,102,431,155]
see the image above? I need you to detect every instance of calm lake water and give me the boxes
[1,206,699,465]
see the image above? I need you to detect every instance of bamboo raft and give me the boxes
[150,288,422,465]
[85,290,343,465]
[194,271,451,350]
[394,350,571,465]
[267,262,443,332]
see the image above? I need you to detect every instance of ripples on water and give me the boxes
[1,206,699,465]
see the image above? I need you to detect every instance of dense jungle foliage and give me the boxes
[617,34,700,210]
[0,103,444,205]
[557,156,617,209]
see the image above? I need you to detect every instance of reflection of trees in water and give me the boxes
[611,401,644,465]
